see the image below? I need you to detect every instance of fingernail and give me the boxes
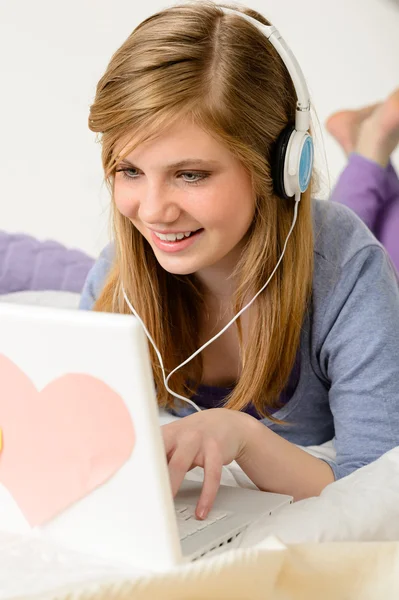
[197,507,207,520]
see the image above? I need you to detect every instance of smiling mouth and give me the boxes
[153,229,203,242]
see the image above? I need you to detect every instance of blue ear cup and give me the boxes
[272,124,314,200]
[298,135,314,192]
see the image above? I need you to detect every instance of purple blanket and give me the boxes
[0,231,95,295]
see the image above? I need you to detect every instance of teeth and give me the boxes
[154,230,195,242]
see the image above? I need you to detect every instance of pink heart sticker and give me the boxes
[0,353,135,526]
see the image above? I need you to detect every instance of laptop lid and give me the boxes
[0,302,182,571]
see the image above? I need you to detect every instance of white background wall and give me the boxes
[0,0,398,256]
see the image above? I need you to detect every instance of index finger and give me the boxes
[196,447,222,519]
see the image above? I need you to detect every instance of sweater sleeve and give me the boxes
[79,245,113,310]
[318,244,399,480]
[330,153,392,235]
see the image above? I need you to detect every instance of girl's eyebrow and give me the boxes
[118,158,222,170]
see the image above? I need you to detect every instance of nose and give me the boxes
[138,183,181,225]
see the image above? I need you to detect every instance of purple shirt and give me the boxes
[331,153,399,272]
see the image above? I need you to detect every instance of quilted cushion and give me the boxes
[0,231,95,295]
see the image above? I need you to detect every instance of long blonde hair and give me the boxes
[89,0,314,419]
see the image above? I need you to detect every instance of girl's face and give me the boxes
[114,119,255,280]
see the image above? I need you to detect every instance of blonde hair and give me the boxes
[89,0,314,419]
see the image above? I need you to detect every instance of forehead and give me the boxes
[116,120,234,168]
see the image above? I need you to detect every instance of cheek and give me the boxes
[114,187,138,219]
[211,190,255,233]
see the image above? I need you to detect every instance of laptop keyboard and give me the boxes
[175,503,231,540]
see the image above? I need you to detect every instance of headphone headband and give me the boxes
[220,8,311,132]
[220,6,314,200]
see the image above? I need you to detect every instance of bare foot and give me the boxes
[355,88,399,167]
[325,103,379,156]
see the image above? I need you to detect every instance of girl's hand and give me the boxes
[161,408,255,519]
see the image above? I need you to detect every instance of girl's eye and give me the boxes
[115,168,139,180]
[115,168,209,186]
[180,172,208,184]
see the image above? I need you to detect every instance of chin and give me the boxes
[158,262,198,276]
[151,252,202,276]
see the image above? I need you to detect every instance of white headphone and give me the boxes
[123,7,314,413]
[224,8,314,200]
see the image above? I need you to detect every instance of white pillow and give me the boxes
[0,291,81,310]
[241,447,399,547]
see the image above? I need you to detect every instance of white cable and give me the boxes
[123,287,202,412]
[122,192,300,412]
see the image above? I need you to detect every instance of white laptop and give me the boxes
[0,302,292,572]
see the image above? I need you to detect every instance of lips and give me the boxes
[150,228,204,253]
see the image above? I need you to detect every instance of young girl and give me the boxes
[80,1,399,520]
[327,87,399,272]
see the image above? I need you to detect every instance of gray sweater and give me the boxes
[79,199,399,481]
